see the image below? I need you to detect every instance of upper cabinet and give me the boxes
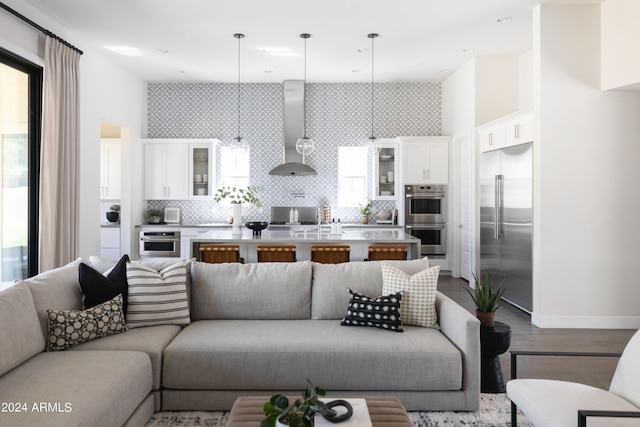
[100,138,121,200]
[144,139,217,200]
[400,136,450,184]
[189,143,215,199]
[478,108,533,153]
[373,139,399,200]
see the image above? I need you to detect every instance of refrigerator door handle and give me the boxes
[495,174,503,239]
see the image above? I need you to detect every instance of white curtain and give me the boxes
[39,36,81,271]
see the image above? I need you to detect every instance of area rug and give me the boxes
[146,393,533,426]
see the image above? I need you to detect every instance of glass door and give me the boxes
[0,49,42,283]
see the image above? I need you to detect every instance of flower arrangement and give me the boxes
[213,186,262,207]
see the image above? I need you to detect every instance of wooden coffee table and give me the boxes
[226,395,413,427]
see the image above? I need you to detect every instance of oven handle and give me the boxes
[406,194,446,198]
[406,224,446,229]
[140,237,180,242]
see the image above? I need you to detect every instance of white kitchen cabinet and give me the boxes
[100,138,121,200]
[478,108,533,153]
[144,142,189,200]
[373,140,399,200]
[188,143,215,199]
[100,227,120,259]
[400,136,450,184]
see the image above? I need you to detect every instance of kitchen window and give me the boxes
[219,146,250,189]
[337,146,368,207]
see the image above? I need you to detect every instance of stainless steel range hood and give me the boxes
[269,80,317,176]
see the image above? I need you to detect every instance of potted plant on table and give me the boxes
[464,272,506,327]
[359,199,374,224]
[263,380,352,427]
[145,208,163,224]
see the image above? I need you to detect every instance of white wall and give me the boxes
[533,4,640,328]
[601,0,640,90]
[474,55,520,125]
[1,0,146,265]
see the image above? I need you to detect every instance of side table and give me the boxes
[480,320,511,393]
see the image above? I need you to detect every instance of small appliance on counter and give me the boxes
[164,207,181,224]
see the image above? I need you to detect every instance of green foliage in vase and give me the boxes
[464,272,507,313]
[213,185,262,207]
[263,379,331,427]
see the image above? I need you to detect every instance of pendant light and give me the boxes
[295,33,315,163]
[231,33,248,153]
[367,33,381,151]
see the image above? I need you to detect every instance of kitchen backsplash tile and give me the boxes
[147,82,441,223]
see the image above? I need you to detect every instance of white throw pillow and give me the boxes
[381,263,440,329]
[126,261,190,328]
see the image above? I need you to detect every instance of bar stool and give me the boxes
[256,245,297,262]
[199,244,244,263]
[310,245,350,264]
[366,245,408,261]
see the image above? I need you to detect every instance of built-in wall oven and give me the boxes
[404,184,447,256]
[139,231,181,258]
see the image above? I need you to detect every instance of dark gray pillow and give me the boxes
[79,254,129,314]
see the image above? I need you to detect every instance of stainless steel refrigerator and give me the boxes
[480,142,533,313]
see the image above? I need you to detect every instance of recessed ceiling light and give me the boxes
[496,16,513,23]
[440,69,450,73]
[176,70,186,74]
[462,48,475,54]
[264,70,273,73]
[352,69,361,73]
[256,47,298,57]
[158,49,169,54]
[357,48,369,53]
[105,46,142,56]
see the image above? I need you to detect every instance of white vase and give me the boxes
[232,204,242,234]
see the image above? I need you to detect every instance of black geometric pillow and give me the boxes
[340,288,403,332]
[46,294,127,351]
[79,254,130,315]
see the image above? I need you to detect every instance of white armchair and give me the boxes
[507,329,640,427]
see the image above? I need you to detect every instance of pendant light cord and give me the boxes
[368,33,378,140]
[234,33,244,140]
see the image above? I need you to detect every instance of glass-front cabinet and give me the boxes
[373,140,399,200]
[188,142,215,199]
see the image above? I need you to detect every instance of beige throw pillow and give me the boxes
[381,263,440,329]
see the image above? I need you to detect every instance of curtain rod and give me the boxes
[0,1,83,55]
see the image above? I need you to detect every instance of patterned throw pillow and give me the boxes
[381,263,440,329]
[46,294,126,351]
[126,261,190,328]
[340,288,403,332]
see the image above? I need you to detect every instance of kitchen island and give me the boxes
[190,228,420,262]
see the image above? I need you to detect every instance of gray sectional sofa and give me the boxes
[0,256,479,427]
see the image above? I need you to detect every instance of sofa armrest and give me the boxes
[435,291,480,410]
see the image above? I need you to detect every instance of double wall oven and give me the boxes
[404,184,447,256]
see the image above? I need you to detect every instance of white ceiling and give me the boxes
[22,0,540,83]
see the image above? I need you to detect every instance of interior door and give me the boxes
[455,133,472,281]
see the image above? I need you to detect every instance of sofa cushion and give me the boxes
[46,294,127,351]
[0,283,44,376]
[24,258,84,344]
[0,350,152,427]
[340,289,403,332]
[190,260,312,320]
[382,263,440,329]
[69,324,181,391]
[79,254,129,313]
[311,258,431,320]
[126,261,190,328]
[163,319,462,391]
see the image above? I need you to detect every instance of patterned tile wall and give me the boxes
[147,82,441,223]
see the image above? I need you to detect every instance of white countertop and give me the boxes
[192,228,417,243]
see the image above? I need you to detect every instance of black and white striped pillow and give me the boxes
[126,261,190,328]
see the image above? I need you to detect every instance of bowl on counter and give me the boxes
[245,221,269,235]
[106,211,120,222]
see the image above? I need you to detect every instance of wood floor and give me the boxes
[437,275,637,390]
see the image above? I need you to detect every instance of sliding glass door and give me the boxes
[0,48,42,282]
